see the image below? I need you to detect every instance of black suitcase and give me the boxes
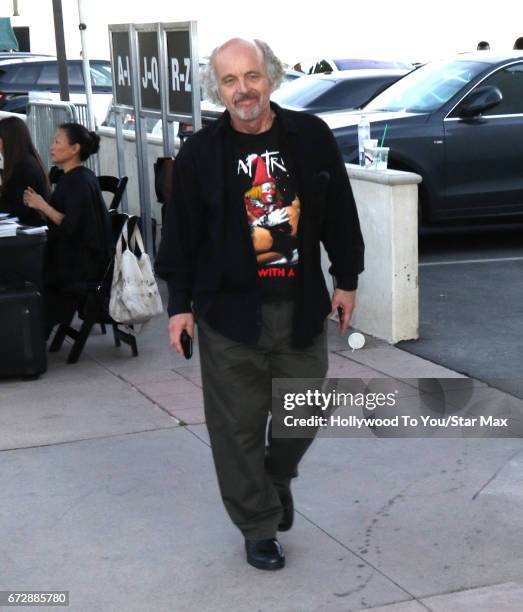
[0,283,47,379]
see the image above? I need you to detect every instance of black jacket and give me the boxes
[155,103,364,348]
[0,155,50,226]
[45,166,111,289]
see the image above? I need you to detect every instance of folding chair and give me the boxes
[97,175,129,211]
[48,285,138,364]
[50,168,128,213]
[48,213,140,364]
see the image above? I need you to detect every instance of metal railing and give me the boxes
[27,100,100,175]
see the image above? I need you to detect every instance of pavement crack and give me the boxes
[359,474,428,558]
[297,511,420,604]
[48,487,99,526]
[0,425,181,453]
[171,369,203,389]
[184,427,211,448]
[471,445,523,501]
[129,385,183,422]
[333,572,373,597]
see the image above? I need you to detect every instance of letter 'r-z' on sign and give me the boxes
[171,58,192,92]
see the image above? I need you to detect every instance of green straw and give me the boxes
[380,124,388,147]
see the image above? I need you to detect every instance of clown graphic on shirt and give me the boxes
[244,155,300,267]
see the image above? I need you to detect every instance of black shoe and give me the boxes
[245,538,285,570]
[277,486,294,532]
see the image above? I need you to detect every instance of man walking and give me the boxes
[155,38,364,570]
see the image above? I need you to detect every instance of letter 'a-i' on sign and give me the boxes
[118,55,130,87]
[111,30,133,107]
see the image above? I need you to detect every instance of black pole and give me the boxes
[52,0,69,101]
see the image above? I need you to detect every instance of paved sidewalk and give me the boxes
[1,300,522,612]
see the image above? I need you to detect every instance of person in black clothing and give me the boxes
[23,123,111,336]
[0,116,50,226]
[155,38,364,571]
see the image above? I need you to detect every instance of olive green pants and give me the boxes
[197,301,328,539]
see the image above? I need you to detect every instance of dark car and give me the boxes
[294,58,414,74]
[0,57,112,113]
[319,52,523,225]
[271,69,409,114]
[282,69,304,82]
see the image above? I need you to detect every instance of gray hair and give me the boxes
[202,39,284,104]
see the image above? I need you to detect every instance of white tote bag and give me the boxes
[109,220,163,326]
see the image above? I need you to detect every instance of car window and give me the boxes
[14,64,42,85]
[365,60,487,113]
[0,63,41,85]
[480,63,523,115]
[334,59,413,71]
[313,60,332,74]
[314,77,401,110]
[34,62,112,89]
[67,64,84,86]
[90,63,112,88]
[271,77,332,107]
[37,64,59,87]
[0,64,40,86]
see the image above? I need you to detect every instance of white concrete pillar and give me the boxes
[323,164,422,344]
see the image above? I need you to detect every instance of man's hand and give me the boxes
[168,313,194,355]
[331,289,356,334]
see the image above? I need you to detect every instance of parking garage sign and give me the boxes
[110,29,133,107]
[107,21,201,256]
[166,29,193,116]
[137,30,161,112]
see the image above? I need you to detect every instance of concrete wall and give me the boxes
[343,164,421,343]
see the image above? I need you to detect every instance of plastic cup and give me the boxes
[372,146,389,170]
[363,139,378,168]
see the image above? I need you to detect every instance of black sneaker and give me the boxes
[245,538,285,570]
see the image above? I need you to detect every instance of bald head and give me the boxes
[202,38,284,105]
[214,38,263,64]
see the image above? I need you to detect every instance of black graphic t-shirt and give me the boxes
[228,119,300,302]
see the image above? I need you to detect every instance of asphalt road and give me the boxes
[398,224,523,398]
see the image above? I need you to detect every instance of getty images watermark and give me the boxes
[271,378,523,438]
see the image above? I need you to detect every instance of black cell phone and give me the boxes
[180,330,193,359]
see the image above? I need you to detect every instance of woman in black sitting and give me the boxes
[0,116,50,226]
[24,123,111,336]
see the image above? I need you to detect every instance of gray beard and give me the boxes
[234,101,263,121]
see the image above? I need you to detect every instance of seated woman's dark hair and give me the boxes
[0,115,48,186]
[59,122,101,161]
